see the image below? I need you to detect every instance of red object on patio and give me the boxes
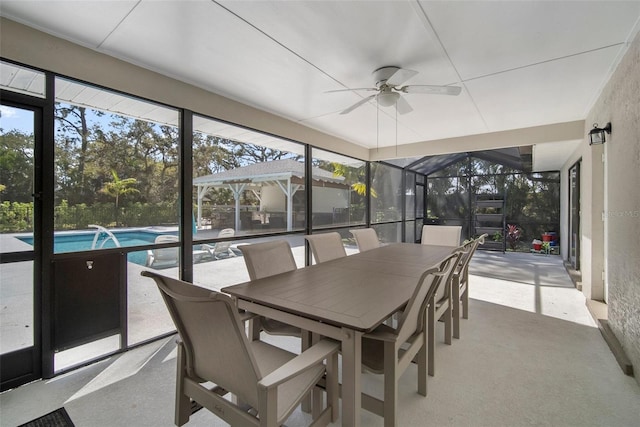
[533,243,542,251]
[542,233,553,242]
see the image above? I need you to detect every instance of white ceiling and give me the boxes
[2,0,639,169]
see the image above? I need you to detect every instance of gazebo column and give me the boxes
[228,183,247,231]
[287,178,293,231]
[196,184,212,229]
[275,178,301,231]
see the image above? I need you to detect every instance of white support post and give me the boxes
[228,183,246,231]
[274,177,302,231]
[196,184,212,229]
[287,178,293,231]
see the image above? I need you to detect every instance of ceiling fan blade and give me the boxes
[325,87,377,93]
[396,96,413,115]
[400,85,462,96]
[339,94,376,115]
[386,68,418,87]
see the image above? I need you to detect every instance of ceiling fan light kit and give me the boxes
[376,91,400,107]
[331,65,462,115]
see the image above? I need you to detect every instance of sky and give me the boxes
[0,105,34,134]
[0,104,120,136]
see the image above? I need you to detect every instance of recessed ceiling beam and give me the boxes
[369,120,584,161]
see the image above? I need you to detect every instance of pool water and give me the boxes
[18,230,175,266]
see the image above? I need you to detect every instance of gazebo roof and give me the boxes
[194,158,345,187]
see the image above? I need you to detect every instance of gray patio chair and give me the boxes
[360,252,461,427]
[349,228,380,252]
[304,232,347,264]
[141,271,339,427]
[427,249,464,377]
[202,228,236,259]
[421,225,462,246]
[239,240,302,340]
[452,233,487,339]
[146,235,208,267]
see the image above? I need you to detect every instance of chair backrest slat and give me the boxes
[421,225,462,246]
[305,232,347,263]
[349,228,380,252]
[432,250,463,303]
[396,252,461,343]
[239,240,297,280]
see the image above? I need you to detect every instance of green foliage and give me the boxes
[331,162,374,197]
[100,170,140,207]
[1,103,296,232]
[0,130,34,203]
[0,199,180,232]
[426,155,560,252]
[506,224,522,250]
[0,201,33,231]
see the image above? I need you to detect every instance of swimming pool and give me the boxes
[17,229,175,266]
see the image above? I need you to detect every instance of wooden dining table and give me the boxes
[222,242,456,426]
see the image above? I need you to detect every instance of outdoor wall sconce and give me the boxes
[589,122,611,145]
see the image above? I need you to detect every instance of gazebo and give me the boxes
[193,159,348,231]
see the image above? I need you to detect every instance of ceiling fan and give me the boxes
[329,66,462,115]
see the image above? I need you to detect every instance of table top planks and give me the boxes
[222,243,456,332]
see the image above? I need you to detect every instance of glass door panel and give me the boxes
[569,162,581,270]
[0,104,40,391]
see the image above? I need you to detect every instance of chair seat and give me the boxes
[261,318,302,337]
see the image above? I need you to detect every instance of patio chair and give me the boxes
[360,252,461,427]
[202,228,237,259]
[421,225,462,246]
[427,249,464,377]
[349,228,380,253]
[239,240,302,339]
[146,235,208,267]
[304,232,347,264]
[141,271,339,427]
[452,233,487,339]
[145,235,179,267]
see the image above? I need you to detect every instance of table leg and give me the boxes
[341,328,363,427]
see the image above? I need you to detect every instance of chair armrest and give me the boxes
[363,324,398,342]
[258,339,340,389]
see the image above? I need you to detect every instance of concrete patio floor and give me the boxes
[2,248,639,426]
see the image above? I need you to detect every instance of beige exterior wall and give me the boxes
[561,29,640,383]
[312,187,349,214]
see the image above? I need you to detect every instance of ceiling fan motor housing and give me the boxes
[373,66,401,89]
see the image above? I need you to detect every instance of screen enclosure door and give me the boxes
[0,103,42,391]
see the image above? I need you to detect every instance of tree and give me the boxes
[231,141,297,165]
[0,130,33,203]
[55,104,101,203]
[100,170,139,226]
[331,162,375,197]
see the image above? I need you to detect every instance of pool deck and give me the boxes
[0,230,359,371]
